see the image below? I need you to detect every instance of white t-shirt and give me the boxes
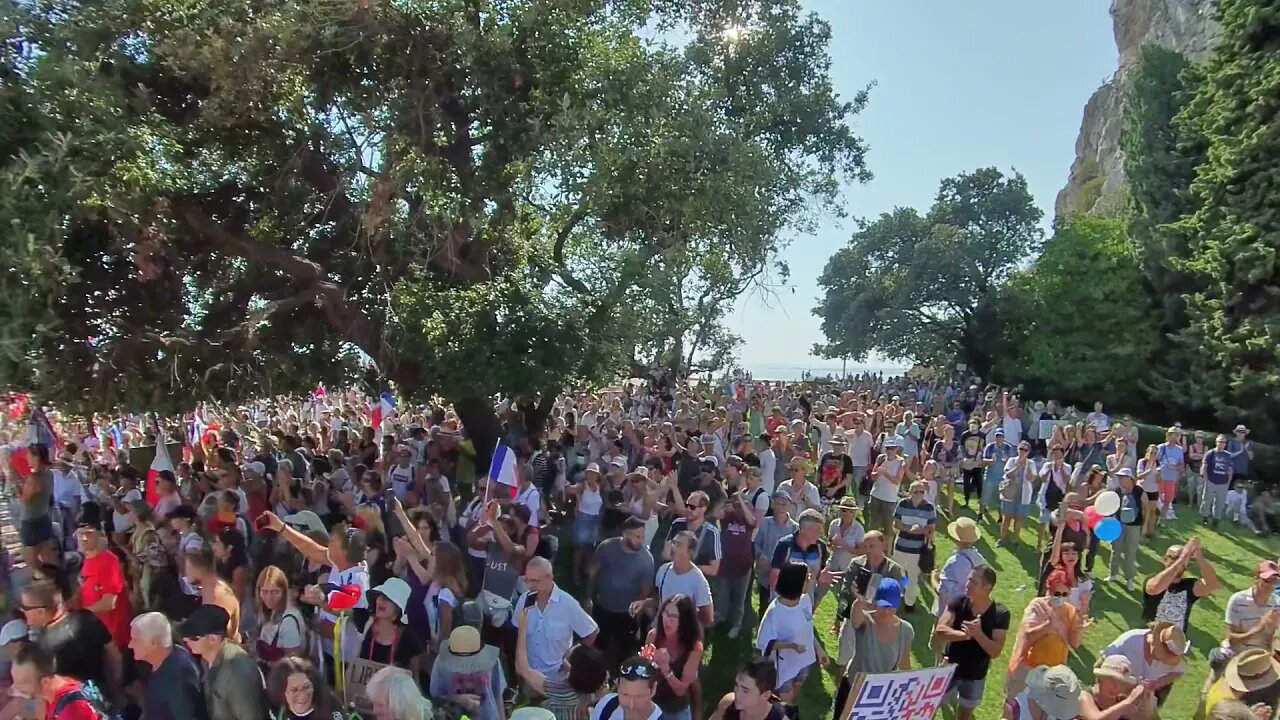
[1002,415,1023,446]
[425,584,458,640]
[320,563,371,658]
[1103,629,1185,683]
[515,484,542,526]
[756,595,817,688]
[1223,588,1280,651]
[870,457,904,503]
[654,562,712,609]
[590,695,661,720]
[258,607,306,651]
[844,430,874,467]
[776,479,822,516]
[758,449,778,495]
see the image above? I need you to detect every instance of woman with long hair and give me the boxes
[254,565,306,668]
[931,423,961,516]
[127,501,170,613]
[212,526,250,602]
[565,464,604,587]
[1106,438,1135,490]
[645,594,705,720]
[19,443,58,568]
[1136,444,1160,537]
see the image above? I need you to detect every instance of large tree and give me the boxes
[995,216,1160,409]
[0,0,869,459]
[813,168,1042,377]
[1159,0,1280,434]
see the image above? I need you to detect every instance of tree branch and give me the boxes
[552,205,591,294]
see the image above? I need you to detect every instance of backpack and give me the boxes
[52,682,117,720]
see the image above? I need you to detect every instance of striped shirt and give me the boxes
[893,499,937,554]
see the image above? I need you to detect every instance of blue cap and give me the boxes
[874,577,903,609]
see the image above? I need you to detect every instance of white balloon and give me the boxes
[1094,490,1121,517]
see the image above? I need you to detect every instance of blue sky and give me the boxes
[733,1,1118,376]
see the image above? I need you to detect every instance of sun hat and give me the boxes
[367,578,412,623]
[584,463,601,475]
[1152,625,1189,664]
[1093,655,1138,685]
[1235,424,1249,434]
[1026,664,1083,720]
[1225,648,1280,694]
[1256,560,1280,581]
[835,496,859,511]
[947,517,981,545]
[1114,467,1134,478]
[609,457,627,469]
[434,625,501,676]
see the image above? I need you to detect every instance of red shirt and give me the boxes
[79,550,131,648]
[46,680,98,720]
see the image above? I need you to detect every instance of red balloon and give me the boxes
[1087,513,1103,530]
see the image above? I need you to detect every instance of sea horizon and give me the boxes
[734,360,913,381]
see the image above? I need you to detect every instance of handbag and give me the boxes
[918,541,936,575]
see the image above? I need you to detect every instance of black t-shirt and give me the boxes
[37,610,111,686]
[818,453,855,489]
[1143,576,1201,633]
[942,596,1011,681]
[142,646,209,720]
[359,627,425,669]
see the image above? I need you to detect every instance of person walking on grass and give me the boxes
[998,443,1035,548]
[934,566,1009,720]
[892,479,936,614]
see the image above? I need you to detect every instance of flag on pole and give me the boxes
[146,416,175,507]
[489,443,519,500]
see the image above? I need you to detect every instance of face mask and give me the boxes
[1050,596,1065,608]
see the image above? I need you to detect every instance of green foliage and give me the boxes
[0,0,869,419]
[813,168,1043,376]
[996,216,1160,408]
[1122,44,1206,334]
[1158,0,1280,435]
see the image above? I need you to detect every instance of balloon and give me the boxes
[1094,517,1122,543]
[1087,514,1103,530]
[1094,490,1121,517]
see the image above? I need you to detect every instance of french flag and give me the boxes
[8,406,59,478]
[370,392,395,440]
[488,443,519,500]
[146,417,175,507]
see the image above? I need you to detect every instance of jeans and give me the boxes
[1109,523,1141,582]
[1202,482,1229,520]
[712,573,751,630]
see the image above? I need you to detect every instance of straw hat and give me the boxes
[1225,649,1280,695]
[947,517,981,545]
[834,496,860,511]
[1093,655,1138,686]
[435,625,500,676]
[1149,625,1189,665]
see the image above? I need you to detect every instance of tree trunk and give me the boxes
[453,394,502,476]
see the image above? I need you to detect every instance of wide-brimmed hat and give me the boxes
[1150,625,1189,665]
[1026,665,1083,720]
[835,496,859,511]
[1225,649,1280,694]
[367,578,411,624]
[584,462,601,475]
[435,625,500,676]
[1235,424,1250,434]
[947,517,981,544]
[1093,655,1137,685]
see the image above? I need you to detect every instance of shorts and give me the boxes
[1145,491,1159,502]
[946,674,985,709]
[20,515,55,547]
[777,667,811,696]
[1000,500,1027,518]
[573,512,601,546]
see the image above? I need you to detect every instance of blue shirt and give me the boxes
[1204,449,1232,486]
[1228,439,1252,476]
[983,441,1014,473]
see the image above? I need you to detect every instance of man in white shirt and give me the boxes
[516,557,599,679]
[756,435,777,496]
[843,415,875,504]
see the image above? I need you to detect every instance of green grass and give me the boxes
[684,508,1280,719]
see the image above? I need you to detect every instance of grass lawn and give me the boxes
[685,508,1280,719]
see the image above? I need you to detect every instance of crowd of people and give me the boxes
[0,376,1272,720]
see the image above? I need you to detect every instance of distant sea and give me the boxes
[738,361,912,381]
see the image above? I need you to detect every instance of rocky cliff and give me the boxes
[1055,0,1218,218]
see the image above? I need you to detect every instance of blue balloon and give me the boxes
[1094,517,1122,543]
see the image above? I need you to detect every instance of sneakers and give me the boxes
[1126,579,1134,591]
[727,626,740,640]
[1103,575,1117,583]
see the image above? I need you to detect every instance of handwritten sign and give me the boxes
[343,658,387,710]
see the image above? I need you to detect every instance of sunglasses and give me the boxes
[1051,591,1070,598]
[620,661,657,680]
[685,503,704,510]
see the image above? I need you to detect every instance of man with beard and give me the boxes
[589,517,655,669]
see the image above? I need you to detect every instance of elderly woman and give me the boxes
[1079,655,1151,720]
[366,666,434,720]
